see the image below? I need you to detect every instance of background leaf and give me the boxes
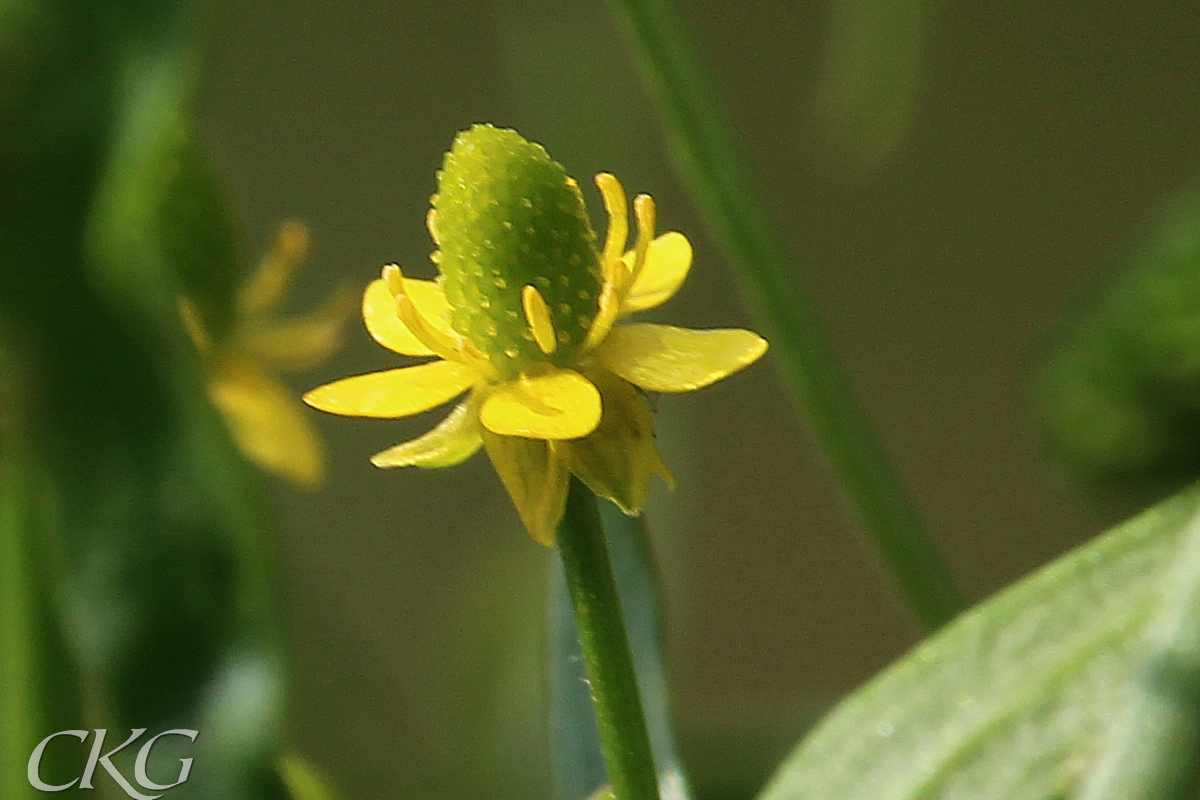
[1038,182,1200,496]
[1073,486,1200,800]
[809,0,930,170]
[605,0,962,629]
[757,484,1200,800]
[0,2,289,797]
[278,753,343,800]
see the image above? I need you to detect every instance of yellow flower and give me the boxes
[303,125,767,545]
[183,220,353,487]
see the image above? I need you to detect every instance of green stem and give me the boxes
[605,0,964,628]
[557,477,661,800]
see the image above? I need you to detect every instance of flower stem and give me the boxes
[557,477,661,800]
[604,0,964,629]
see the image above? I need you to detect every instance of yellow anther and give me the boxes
[522,284,558,355]
[396,294,461,362]
[628,194,656,290]
[383,264,462,362]
[382,264,405,297]
[595,173,629,279]
[582,281,620,353]
[459,337,502,381]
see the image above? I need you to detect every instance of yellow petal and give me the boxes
[243,287,356,370]
[566,371,673,515]
[303,360,477,418]
[209,358,323,487]
[370,396,483,468]
[597,323,768,392]
[479,368,602,439]
[482,430,570,546]
[621,232,692,313]
[363,278,434,356]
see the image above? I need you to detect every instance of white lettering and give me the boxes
[28,728,198,798]
[79,729,160,800]
[134,729,198,791]
[27,730,88,792]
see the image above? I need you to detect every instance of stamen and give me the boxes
[459,338,502,381]
[582,281,621,352]
[383,263,462,362]
[628,194,656,291]
[522,285,558,355]
[395,295,461,362]
[595,173,628,280]
[382,264,405,296]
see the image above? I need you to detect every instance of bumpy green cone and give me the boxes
[431,124,603,378]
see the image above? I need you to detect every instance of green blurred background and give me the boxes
[193,1,1200,797]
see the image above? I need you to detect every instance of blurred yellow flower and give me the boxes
[304,132,766,546]
[183,220,353,487]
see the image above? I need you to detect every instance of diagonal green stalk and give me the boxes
[557,477,661,800]
[604,0,964,628]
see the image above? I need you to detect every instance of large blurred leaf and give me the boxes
[148,112,244,340]
[0,423,84,800]
[0,1,287,798]
[757,484,1200,800]
[1073,489,1200,800]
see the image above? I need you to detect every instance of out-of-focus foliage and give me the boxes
[758,485,1200,800]
[278,753,343,800]
[810,0,929,170]
[606,0,963,629]
[0,1,291,798]
[1039,183,1200,495]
